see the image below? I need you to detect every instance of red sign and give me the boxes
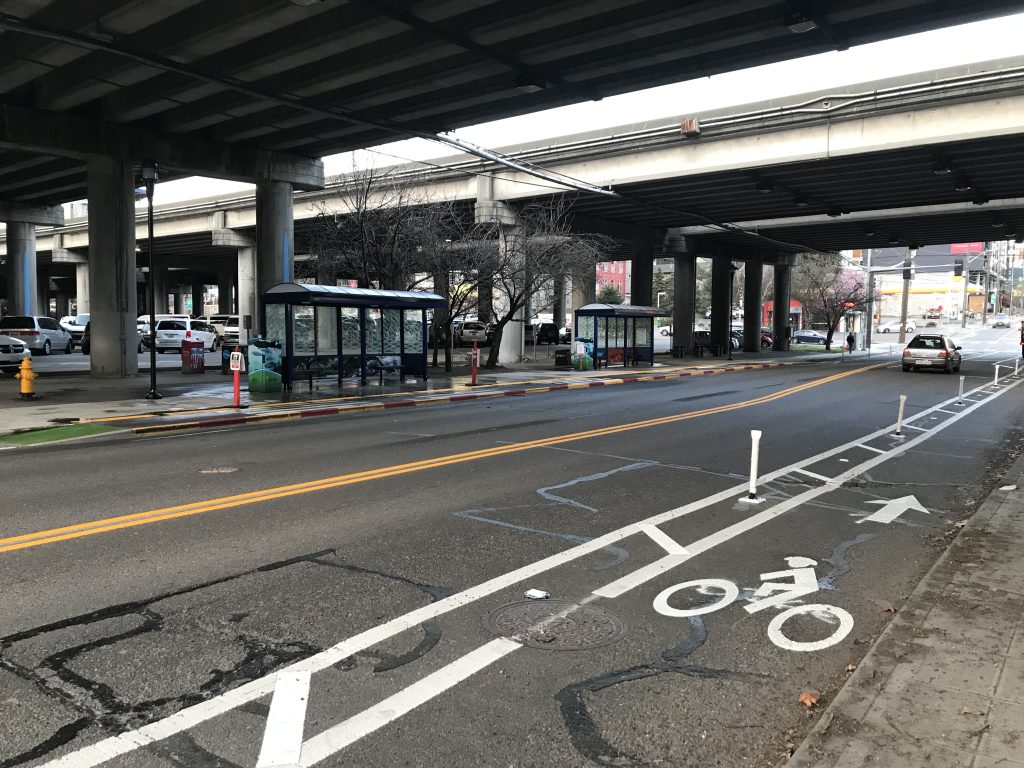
[950,242,983,254]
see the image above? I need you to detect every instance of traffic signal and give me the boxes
[954,259,964,277]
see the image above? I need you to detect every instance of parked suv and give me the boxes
[63,313,90,348]
[154,318,218,353]
[0,315,72,355]
[535,323,560,344]
[457,320,488,346]
[0,334,27,372]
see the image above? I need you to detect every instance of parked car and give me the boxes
[902,334,961,373]
[80,322,145,355]
[0,334,27,373]
[659,324,673,336]
[524,323,535,345]
[0,315,72,355]
[221,315,241,346]
[559,325,573,343]
[199,314,230,340]
[457,320,488,346]
[878,320,916,333]
[62,313,90,348]
[153,318,218,352]
[536,323,560,344]
[791,329,827,345]
[991,313,1012,328]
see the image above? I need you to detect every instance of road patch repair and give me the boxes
[19,365,1021,767]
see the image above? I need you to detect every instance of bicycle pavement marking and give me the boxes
[37,369,1022,768]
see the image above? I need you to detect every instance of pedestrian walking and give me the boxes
[1019,321,1024,359]
[846,331,856,353]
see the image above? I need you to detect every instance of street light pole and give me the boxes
[142,159,161,400]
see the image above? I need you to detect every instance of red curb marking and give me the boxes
[503,389,528,396]
[299,407,341,418]
[449,395,477,402]
[383,400,417,410]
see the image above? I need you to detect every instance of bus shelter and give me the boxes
[261,283,447,388]
[573,303,668,367]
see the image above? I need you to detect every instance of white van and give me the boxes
[154,318,218,353]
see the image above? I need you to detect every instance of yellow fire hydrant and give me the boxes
[15,354,37,400]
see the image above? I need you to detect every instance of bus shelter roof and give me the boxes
[263,283,446,309]
[575,304,670,318]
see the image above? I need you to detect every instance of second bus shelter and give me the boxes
[573,303,668,367]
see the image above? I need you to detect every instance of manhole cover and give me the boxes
[485,600,627,651]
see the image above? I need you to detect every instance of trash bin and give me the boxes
[221,345,232,374]
[181,340,206,374]
[554,349,571,367]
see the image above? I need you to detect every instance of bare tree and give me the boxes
[792,253,872,351]
[302,165,429,290]
[484,200,612,368]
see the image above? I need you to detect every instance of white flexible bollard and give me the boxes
[894,394,907,437]
[994,365,1000,387]
[1016,359,1020,377]
[740,430,765,503]
[958,375,965,405]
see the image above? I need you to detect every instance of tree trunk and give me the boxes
[484,325,504,368]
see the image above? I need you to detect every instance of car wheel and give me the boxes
[42,339,51,355]
[65,339,73,354]
[881,328,890,333]
[944,361,952,374]
[902,365,911,372]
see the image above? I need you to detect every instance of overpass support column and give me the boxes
[75,262,90,313]
[256,180,294,320]
[192,279,205,315]
[710,257,733,353]
[87,154,138,377]
[477,278,493,323]
[743,262,763,353]
[497,225,525,365]
[218,268,234,313]
[152,264,168,314]
[173,289,185,315]
[666,235,696,357]
[630,241,654,306]
[570,264,596,315]
[213,228,256,336]
[772,264,792,352]
[4,222,39,315]
[552,275,566,328]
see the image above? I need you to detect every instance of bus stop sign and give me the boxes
[229,351,243,371]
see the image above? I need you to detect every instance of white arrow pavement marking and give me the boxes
[857,495,930,525]
[256,671,311,768]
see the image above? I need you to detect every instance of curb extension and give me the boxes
[129,361,792,436]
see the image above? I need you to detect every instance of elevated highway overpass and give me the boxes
[5,56,1024,362]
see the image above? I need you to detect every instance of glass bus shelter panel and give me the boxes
[266,304,286,348]
[316,306,338,356]
[382,309,402,354]
[366,308,382,354]
[403,310,424,353]
[341,308,360,355]
[577,315,595,344]
[292,305,315,357]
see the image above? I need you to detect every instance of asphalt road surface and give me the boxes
[2,326,1023,768]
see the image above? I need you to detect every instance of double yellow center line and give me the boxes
[0,363,884,555]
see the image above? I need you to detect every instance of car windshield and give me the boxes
[907,336,944,349]
[0,316,33,329]
[74,314,90,324]
[157,320,187,331]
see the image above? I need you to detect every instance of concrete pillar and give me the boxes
[743,262,763,353]
[191,279,205,316]
[672,253,697,356]
[87,154,137,377]
[255,179,294,301]
[173,290,185,315]
[5,221,39,315]
[38,273,51,317]
[55,292,69,320]
[630,244,654,306]
[152,263,168,314]
[218,268,234,313]
[772,264,792,352]
[238,245,256,333]
[477,278,493,323]
[552,275,566,328]
[570,263,596,315]
[710,257,733,352]
[497,226,524,365]
[75,262,90,313]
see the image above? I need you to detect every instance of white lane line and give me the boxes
[299,638,519,767]
[39,376,1019,768]
[639,523,691,555]
[856,444,886,454]
[256,671,311,768]
[901,424,927,432]
[935,408,957,415]
[793,467,832,482]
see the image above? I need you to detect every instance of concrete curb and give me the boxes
[782,450,1024,768]
[128,361,796,436]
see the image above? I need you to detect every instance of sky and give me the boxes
[146,11,1024,207]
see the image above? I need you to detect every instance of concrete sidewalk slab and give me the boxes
[786,454,1024,768]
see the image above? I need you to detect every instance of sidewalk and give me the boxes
[787,455,1024,767]
[0,348,866,438]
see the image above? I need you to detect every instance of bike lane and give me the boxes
[30,370,1024,768]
